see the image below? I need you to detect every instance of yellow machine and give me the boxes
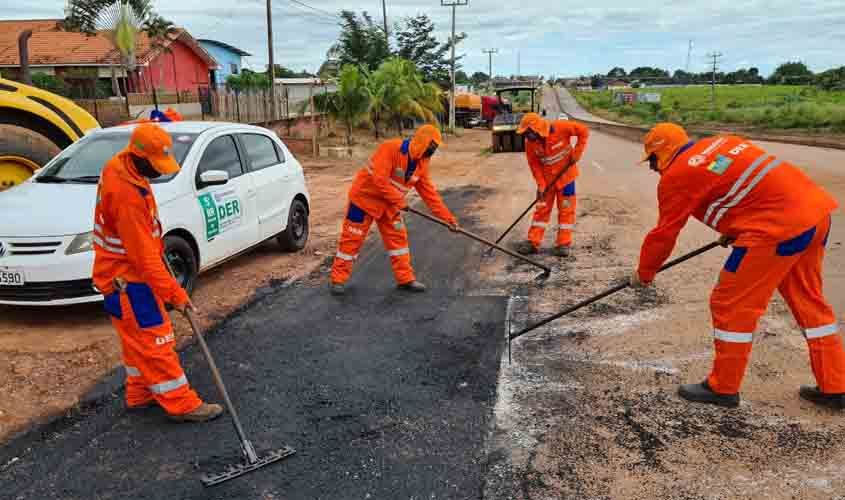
[0,77,99,191]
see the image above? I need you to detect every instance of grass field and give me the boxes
[573,85,845,133]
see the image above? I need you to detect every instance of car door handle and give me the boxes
[247,189,257,198]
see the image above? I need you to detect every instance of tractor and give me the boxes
[490,83,540,153]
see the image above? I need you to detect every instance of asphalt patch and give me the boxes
[1,187,508,499]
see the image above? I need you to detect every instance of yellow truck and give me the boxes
[0,77,99,191]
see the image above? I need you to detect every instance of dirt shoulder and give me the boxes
[0,128,492,443]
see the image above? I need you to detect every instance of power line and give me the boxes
[287,0,339,19]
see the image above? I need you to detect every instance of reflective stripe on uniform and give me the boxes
[93,235,127,254]
[710,160,782,228]
[105,235,123,245]
[531,221,548,228]
[336,251,357,261]
[540,152,567,165]
[714,329,753,343]
[805,323,839,339]
[125,365,141,377]
[152,229,161,238]
[703,154,771,226]
[558,224,575,230]
[149,374,188,394]
[94,223,104,233]
[387,247,410,257]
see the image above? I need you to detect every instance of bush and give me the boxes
[31,72,68,96]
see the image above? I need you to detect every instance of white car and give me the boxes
[0,122,311,306]
[557,112,569,120]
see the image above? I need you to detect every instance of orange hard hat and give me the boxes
[516,113,550,138]
[641,123,690,171]
[163,107,184,122]
[409,124,444,159]
[127,123,181,175]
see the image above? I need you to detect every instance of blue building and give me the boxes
[197,39,251,88]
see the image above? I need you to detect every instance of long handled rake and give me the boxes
[508,241,721,354]
[403,206,552,281]
[163,259,295,487]
[483,159,575,257]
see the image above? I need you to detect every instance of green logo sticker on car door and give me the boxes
[198,189,243,241]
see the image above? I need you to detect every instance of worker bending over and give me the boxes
[633,123,844,410]
[515,113,590,257]
[93,123,222,422]
[330,125,459,295]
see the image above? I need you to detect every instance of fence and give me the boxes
[69,83,333,127]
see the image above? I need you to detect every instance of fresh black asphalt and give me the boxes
[0,187,508,500]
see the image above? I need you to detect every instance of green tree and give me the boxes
[455,70,469,84]
[31,72,68,96]
[607,67,626,78]
[394,14,465,87]
[226,69,270,94]
[470,71,488,88]
[268,65,315,79]
[65,0,155,97]
[311,65,371,146]
[815,66,845,90]
[770,61,814,85]
[333,10,390,71]
[372,57,443,135]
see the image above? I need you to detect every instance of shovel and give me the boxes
[403,206,552,280]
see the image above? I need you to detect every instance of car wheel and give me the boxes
[277,198,309,252]
[164,235,198,295]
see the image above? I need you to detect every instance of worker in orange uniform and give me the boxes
[515,113,589,257]
[93,123,222,422]
[632,123,844,409]
[330,124,459,295]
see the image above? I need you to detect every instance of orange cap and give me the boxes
[641,123,690,171]
[409,124,445,159]
[127,123,181,175]
[517,112,550,137]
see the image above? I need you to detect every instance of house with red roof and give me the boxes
[0,19,218,96]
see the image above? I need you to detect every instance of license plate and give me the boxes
[0,268,25,286]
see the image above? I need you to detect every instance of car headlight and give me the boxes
[66,232,94,255]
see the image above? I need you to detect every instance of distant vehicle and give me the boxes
[481,95,510,127]
[558,112,570,120]
[0,121,311,306]
[491,84,540,153]
[454,93,482,128]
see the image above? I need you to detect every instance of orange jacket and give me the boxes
[525,120,589,192]
[348,138,456,224]
[639,135,838,282]
[92,151,189,306]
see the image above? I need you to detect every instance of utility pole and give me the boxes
[266,0,276,119]
[483,48,498,91]
[517,50,521,78]
[381,0,389,41]
[441,0,468,133]
[685,40,693,73]
[707,51,723,111]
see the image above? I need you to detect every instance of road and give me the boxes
[2,112,845,498]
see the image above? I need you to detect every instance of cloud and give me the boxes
[5,0,842,76]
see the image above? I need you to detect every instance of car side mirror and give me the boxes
[198,170,229,188]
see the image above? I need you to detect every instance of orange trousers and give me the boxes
[104,283,202,415]
[331,202,414,285]
[708,216,845,394]
[529,181,576,248]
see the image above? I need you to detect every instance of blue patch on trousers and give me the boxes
[103,292,123,319]
[776,226,816,256]
[126,283,164,329]
[724,247,748,273]
[347,203,366,223]
[562,181,575,196]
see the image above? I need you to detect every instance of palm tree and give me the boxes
[373,57,443,136]
[65,0,154,97]
[142,15,177,94]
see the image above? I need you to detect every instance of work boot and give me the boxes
[799,385,845,410]
[330,282,346,296]
[168,403,224,423]
[678,380,740,408]
[397,280,427,293]
[553,245,571,257]
[515,241,538,255]
[126,400,158,411]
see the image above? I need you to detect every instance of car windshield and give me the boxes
[37,131,198,184]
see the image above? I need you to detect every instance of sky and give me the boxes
[3,0,843,78]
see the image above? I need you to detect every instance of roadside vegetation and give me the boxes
[571,61,845,134]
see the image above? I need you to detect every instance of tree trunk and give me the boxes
[396,115,403,136]
[346,120,353,147]
[110,65,120,97]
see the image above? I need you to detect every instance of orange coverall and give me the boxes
[525,121,589,248]
[331,132,456,285]
[93,152,202,415]
[638,135,844,395]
